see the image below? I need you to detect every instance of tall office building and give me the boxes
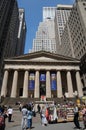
[0,0,26,89]
[56,0,86,88]
[31,5,72,53]
[30,7,56,53]
[1,0,19,59]
[17,8,26,56]
[55,4,72,54]
[43,7,56,21]
[0,0,19,87]
[31,19,56,53]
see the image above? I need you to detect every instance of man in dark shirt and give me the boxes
[0,110,7,130]
[73,104,80,129]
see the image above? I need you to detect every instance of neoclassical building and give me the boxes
[0,51,83,99]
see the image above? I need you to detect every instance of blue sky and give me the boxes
[17,0,75,54]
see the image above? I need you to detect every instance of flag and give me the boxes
[42,30,46,34]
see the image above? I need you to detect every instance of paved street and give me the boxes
[5,110,84,130]
[6,122,84,130]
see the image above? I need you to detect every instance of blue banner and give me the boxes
[51,73,57,90]
[40,74,46,81]
[29,73,35,90]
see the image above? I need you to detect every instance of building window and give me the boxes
[83,3,86,6]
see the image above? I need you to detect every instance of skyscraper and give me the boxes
[55,4,72,54]
[31,5,72,54]
[43,7,56,21]
[30,7,56,53]
[0,0,19,87]
[56,0,86,88]
[0,0,26,88]
[17,8,26,56]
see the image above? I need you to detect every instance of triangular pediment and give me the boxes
[5,51,79,63]
[27,56,58,62]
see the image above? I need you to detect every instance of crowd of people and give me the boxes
[0,105,13,130]
[21,104,33,130]
[21,102,55,129]
[1,100,86,130]
[35,101,86,130]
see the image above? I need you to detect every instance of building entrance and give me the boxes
[40,73,46,97]
[40,81,46,96]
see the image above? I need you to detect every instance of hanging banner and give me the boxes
[40,73,46,81]
[29,73,35,90]
[51,73,57,90]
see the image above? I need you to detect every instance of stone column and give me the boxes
[67,71,73,97]
[46,71,51,98]
[57,71,63,98]
[1,70,9,97]
[23,71,29,97]
[11,70,18,97]
[34,70,39,98]
[75,71,83,97]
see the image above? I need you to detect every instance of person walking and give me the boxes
[0,109,8,130]
[73,104,81,129]
[45,107,49,122]
[82,105,86,130]
[27,105,33,130]
[7,106,13,122]
[40,106,48,126]
[19,103,22,112]
[37,104,41,113]
[21,104,28,130]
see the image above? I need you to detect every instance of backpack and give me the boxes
[0,115,5,126]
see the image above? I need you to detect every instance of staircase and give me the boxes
[1,97,76,110]
[1,97,40,110]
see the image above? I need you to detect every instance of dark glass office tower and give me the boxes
[0,0,19,88]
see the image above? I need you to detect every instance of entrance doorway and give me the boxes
[40,81,46,96]
[19,88,23,96]
[40,73,46,97]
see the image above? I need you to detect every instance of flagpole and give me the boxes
[42,40,43,50]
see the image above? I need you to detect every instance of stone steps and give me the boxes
[1,97,76,110]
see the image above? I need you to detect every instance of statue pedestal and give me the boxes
[35,100,54,111]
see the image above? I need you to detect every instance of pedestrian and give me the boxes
[32,105,36,117]
[82,105,86,130]
[37,104,41,113]
[19,103,22,112]
[73,104,81,129]
[7,106,13,122]
[27,105,33,130]
[45,107,49,122]
[53,106,58,123]
[0,109,8,130]
[21,104,28,130]
[41,106,48,126]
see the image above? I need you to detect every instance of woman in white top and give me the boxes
[7,106,13,122]
[27,105,33,130]
[41,106,48,126]
[21,104,28,130]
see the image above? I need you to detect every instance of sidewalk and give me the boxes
[6,121,84,130]
[6,110,84,130]
[6,111,22,129]
[6,110,41,129]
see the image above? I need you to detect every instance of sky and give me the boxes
[17,0,75,54]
